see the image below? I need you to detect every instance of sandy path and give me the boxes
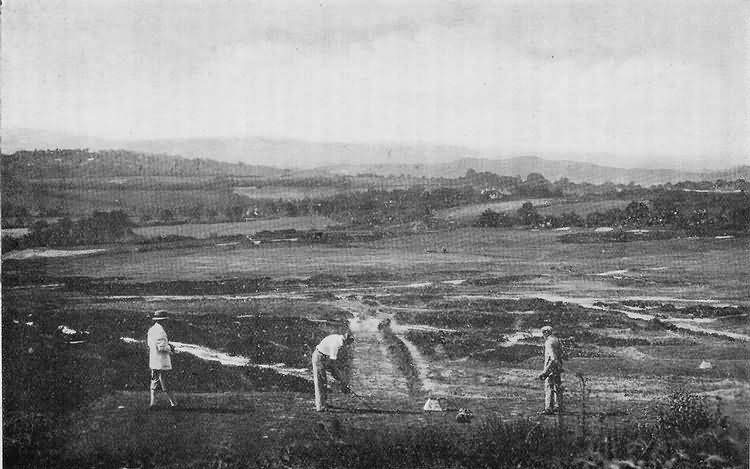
[338,298,413,400]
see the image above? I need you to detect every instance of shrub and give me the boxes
[648,390,721,437]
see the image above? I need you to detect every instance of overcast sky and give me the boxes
[2,0,748,169]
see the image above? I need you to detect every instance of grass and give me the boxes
[33,390,746,469]
[3,225,749,468]
[3,186,247,217]
[233,179,448,201]
[132,216,338,238]
[559,229,682,243]
[536,199,631,217]
[79,297,352,321]
[233,185,357,200]
[436,198,555,222]
[405,329,543,363]
[6,228,749,303]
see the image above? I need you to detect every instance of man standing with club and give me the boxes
[148,310,178,408]
[538,325,564,414]
[312,332,354,412]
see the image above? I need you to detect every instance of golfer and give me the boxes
[538,326,564,414]
[312,332,354,412]
[147,310,178,408]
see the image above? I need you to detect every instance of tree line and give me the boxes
[2,211,134,253]
[476,192,750,234]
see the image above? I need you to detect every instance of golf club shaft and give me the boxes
[349,390,375,410]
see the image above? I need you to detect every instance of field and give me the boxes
[234,186,355,200]
[233,179,430,200]
[3,186,247,217]
[132,216,338,239]
[436,198,633,225]
[536,199,632,217]
[436,198,555,222]
[3,227,749,468]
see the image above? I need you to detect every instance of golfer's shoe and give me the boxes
[539,409,556,415]
[316,406,328,412]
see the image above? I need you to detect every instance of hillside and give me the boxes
[0,149,283,222]
[1,149,285,179]
[1,129,471,170]
[3,129,747,184]
[122,138,472,170]
[321,156,750,185]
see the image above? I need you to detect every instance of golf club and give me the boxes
[348,389,376,411]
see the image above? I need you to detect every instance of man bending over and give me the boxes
[312,332,354,412]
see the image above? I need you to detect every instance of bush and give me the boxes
[648,390,721,437]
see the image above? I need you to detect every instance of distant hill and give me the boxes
[704,166,750,182]
[2,128,115,153]
[1,129,470,170]
[3,129,747,185]
[1,149,285,179]
[121,137,473,170]
[320,157,750,185]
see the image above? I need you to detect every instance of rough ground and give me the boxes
[3,229,749,467]
[54,292,749,468]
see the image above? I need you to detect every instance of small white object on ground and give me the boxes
[423,398,444,411]
[58,325,83,335]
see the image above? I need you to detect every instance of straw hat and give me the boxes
[152,310,169,321]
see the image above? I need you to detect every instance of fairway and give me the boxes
[132,215,338,238]
[25,228,750,303]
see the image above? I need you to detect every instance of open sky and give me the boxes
[2,0,748,169]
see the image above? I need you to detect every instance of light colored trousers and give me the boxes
[312,349,330,411]
[545,373,563,411]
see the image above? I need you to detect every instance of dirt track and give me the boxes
[347,310,413,401]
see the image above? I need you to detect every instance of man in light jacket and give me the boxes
[312,332,354,412]
[538,325,564,414]
[148,310,178,408]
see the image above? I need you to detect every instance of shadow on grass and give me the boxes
[147,406,257,414]
[327,405,424,415]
